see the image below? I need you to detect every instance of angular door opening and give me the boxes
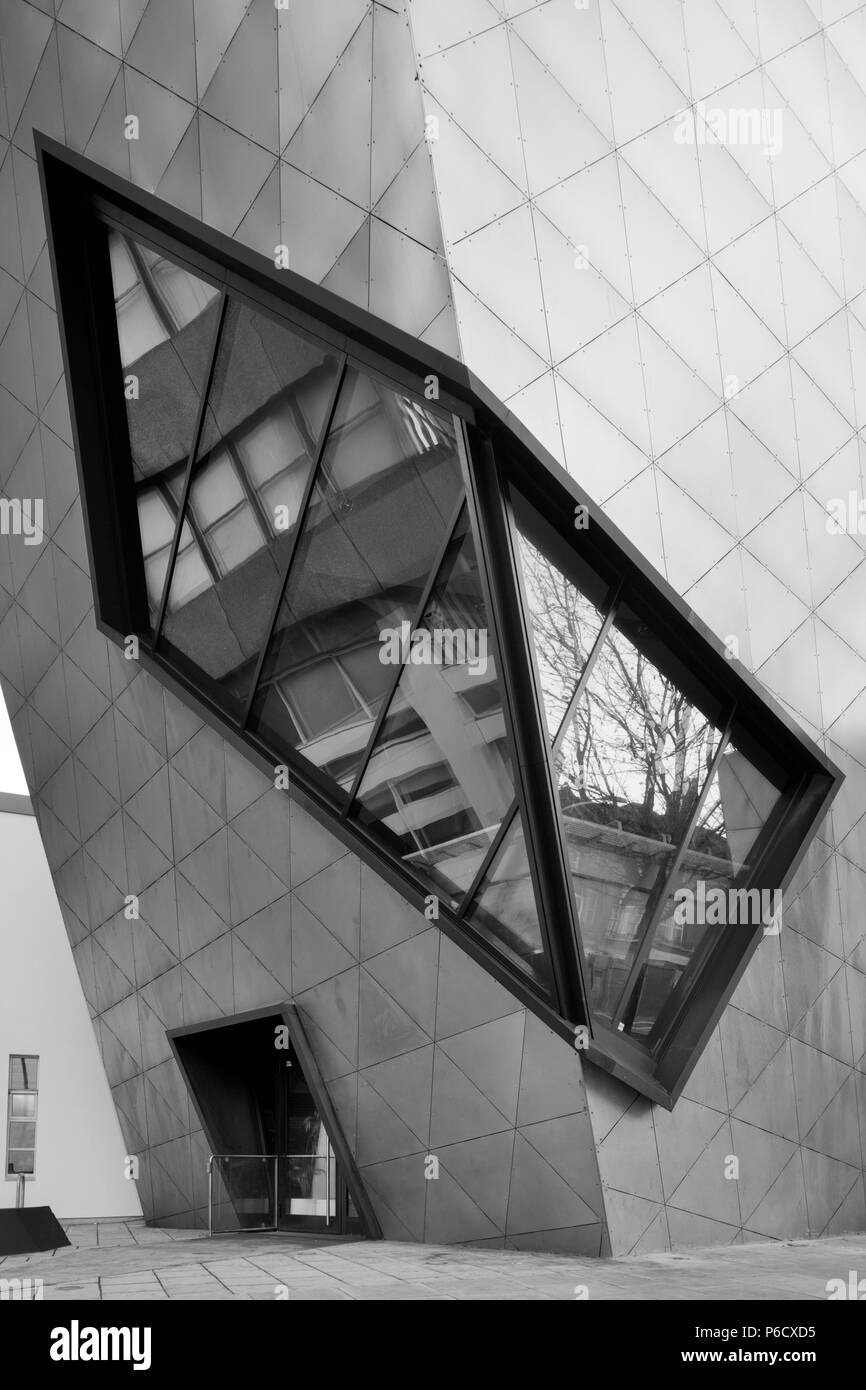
[168,1005,379,1239]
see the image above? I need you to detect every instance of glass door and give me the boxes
[275,1043,345,1232]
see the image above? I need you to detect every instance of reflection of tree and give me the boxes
[690,785,731,861]
[519,540,717,844]
[518,536,602,736]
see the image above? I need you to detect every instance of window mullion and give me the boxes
[611,720,735,1029]
[285,394,316,458]
[153,291,229,643]
[124,235,176,337]
[463,428,590,1024]
[551,576,626,760]
[239,354,349,729]
[181,499,220,586]
[342,493,467,815]
[646,765,805,1054]
[227,439,271,540]
[455,798,519,919]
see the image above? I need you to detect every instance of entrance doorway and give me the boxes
[168,1006,377,1238]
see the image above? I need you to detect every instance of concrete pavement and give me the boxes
[1,1220,865,1300]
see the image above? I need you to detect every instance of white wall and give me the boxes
[0,807,141,1219]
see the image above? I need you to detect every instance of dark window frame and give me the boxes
[6,1054,39,1180]
[37,133,842,1108]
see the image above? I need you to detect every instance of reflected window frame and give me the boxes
[110,232,186,366]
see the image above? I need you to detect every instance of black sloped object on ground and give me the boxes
[0,1206,70,1255]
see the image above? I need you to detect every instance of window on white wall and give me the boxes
[6,1056,39,1178]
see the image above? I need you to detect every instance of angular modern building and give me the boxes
[0,0,864,1255]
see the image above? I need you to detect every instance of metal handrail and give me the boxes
[208,1153,329,1160]
[207,1151,335,1236]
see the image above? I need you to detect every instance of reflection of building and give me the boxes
[0,0,864,1257]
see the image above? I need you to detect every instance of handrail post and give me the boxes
[325,1143,330,1228]
[207,1155,214,1237]
[273,1154,279,1232]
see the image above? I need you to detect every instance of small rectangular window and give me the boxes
[6,1055,39,1178]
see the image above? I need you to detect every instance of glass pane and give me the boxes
[696,747,782,875]
[110,234,170,366]
[276,1050,336,1226]
[109,231,221,483]
[10,1094,35,1118]
[468,813,551,991]
[247,367,464,793]
[8,1121,36,1148]
[353,509,514,899]
[7,1150,35,1175]
[570,814,675,1025]
[9,1057,38,1090]
[137,489,176,618]
[168,520,211,608]
[559,620,722,1023]
[110,230,223,634]
[159,300,343,716]
[405,825,496,908]
[625,746,782,1040]
[212,1156,273,1232]
[143,245,214,327]
[514,526,606,740]
[197,301,340,458]
[278,1153,336,1222]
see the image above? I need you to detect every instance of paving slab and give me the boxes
[0,1219,864,1300]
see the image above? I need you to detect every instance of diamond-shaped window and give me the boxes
[39,140,841,1105]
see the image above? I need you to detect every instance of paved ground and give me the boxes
[1,1220,864,1299]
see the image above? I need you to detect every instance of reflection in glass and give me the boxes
[9,1057,38,1090]
[158,301,343,714]
[280,1053,335,1225]
[556,620,721,1022]
[7,1150,35,1175]
[572,826,676,1024]
[278,1151,335,1224]
[109,232,221,483]
[353,509,514,902]
[625,746,782,1039]
[109,232,224,626]
[210,1156,273,1232]
[468,813,551,989]
[196,298,340,458]
[694,749,781,874]
[514,528,605,739]
[247,367,464,793]
[137,488,209,620]
[7,1122,35,1150]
